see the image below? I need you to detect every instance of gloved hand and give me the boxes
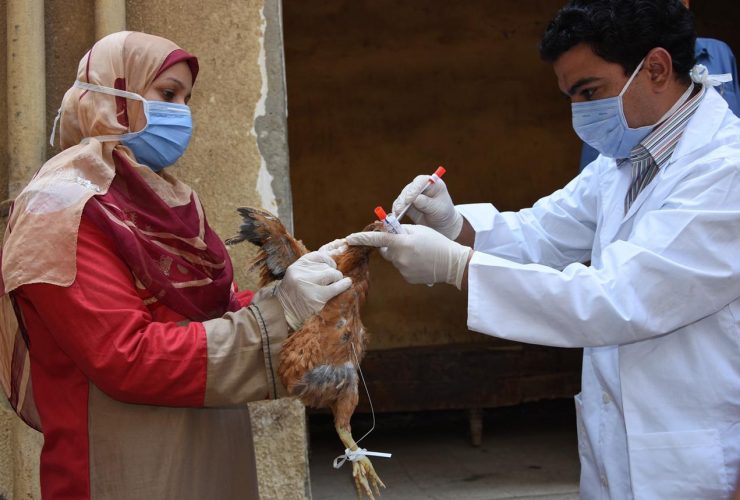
[318,238,348,256]
[392,175,463,240]
[276,251,352,330]
[346,224,473,289]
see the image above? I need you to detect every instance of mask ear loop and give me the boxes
[618,58,646,98]
[70,81,146,143]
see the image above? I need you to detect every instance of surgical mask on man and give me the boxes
[571,59,655,159]
[571,57,730,160]
[56,81,193,172]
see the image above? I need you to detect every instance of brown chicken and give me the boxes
[226,207,385,499]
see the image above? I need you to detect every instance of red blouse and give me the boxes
[15,214,253,499]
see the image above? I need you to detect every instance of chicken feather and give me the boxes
[225,207,309,284]
[227,207,385,499]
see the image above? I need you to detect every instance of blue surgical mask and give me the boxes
[571,59,651,159]
[120,100,192,171]
[67,81,193,172]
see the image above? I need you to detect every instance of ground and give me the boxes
[309,399,580,500]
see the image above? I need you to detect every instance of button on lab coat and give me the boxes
[458,87,740,499]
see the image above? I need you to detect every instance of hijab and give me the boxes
[1,31,239,430]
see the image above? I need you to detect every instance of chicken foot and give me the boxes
[336,425,386,500]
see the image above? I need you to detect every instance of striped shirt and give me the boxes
[620,84,706,213]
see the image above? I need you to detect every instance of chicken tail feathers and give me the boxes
[226,207,309,286]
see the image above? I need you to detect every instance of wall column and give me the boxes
[6,0,46,197]
[95,0,126,40]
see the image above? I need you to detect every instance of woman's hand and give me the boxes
[275,250,352,330]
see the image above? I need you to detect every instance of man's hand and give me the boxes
[346,224,473,289]
[318,238,348,256]
[392,175,463,240]
[276,251,352,330]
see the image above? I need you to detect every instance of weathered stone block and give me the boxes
[0,398,310,500]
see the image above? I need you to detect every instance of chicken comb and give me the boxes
[225,207,308,286]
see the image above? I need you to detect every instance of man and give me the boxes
[579,0,740,170]
[347,0,740,498]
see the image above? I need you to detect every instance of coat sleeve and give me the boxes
[19,215,288,407]
[466,156,740,347]
[457,162,600,269]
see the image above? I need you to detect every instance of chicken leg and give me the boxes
[336,425,385,500]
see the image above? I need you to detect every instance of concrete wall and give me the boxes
[283,0,740,351]
[2,1,307,499]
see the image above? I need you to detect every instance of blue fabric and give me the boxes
[694,38,740,116]
[578,38,740,172]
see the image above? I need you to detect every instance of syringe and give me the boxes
[395,166,447,221]
[374,206,405,234]
[375,205,438,287]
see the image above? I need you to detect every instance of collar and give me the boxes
[620,85,706,170]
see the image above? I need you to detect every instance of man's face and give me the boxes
[553,43,652,127]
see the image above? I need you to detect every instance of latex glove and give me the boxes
[346,224,472,289]
[318,238,348,257]
[392,175,463,240]
[276,251,352,330]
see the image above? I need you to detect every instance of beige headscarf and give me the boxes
[0,31,199,429]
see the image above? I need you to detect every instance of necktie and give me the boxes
[625,145,658,213]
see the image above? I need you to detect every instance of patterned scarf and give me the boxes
[86,149,240,321]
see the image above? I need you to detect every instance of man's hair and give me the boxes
[539,0,696,80]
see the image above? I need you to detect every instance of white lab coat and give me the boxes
[457,87,740,499]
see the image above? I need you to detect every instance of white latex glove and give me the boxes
[392,175,463,240]
[346,224,472,289]
[318,238,348,256]
[276,251,352,330]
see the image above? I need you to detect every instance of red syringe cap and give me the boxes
[374,206,387,221]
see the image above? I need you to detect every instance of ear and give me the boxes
[644,48,674,93]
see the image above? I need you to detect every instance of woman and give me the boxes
[0,31,350,499]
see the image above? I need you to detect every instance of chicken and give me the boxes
[226,207,385,499]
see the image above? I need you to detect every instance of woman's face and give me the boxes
[132,61,193,132]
